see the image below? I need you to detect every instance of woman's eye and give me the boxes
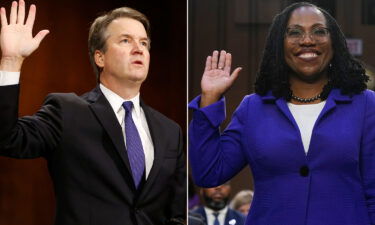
[288,30,302,37]
[313,29,328,36]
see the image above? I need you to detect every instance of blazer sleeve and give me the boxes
[0,85,62,158]
[188,95,248,187]
[360,90,375,224]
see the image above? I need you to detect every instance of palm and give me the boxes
[1,24,36,57]
[0,1,49,59]
[200,50,242,97]
[201,68,232,95]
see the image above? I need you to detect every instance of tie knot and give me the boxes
[213,212,219,218]
[122,101,133,113]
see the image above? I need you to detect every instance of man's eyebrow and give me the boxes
[119,34,149,40]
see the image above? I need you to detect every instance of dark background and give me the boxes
[189,0,375,200]
[0,0,186,224]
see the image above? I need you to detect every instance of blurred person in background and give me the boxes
[191,183,246,225]
[230,190,253,216]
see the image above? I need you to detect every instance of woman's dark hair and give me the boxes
[254,2,369,100]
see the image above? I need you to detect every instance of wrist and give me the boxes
[200,92,221,108]
[0,56,24,72]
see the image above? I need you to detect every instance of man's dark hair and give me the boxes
[254,2,368,100]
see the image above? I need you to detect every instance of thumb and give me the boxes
[229,67,242,83]
[33,29,49,45]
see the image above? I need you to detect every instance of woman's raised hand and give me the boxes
[200,50,242,107]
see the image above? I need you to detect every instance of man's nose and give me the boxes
[132,42,143,55]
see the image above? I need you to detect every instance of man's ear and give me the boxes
[94,50,105,68]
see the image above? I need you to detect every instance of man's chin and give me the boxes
[126,74,148,84]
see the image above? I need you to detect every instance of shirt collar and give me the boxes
[99,83,141,117]
[204,205,229,217]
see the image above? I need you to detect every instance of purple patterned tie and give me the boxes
[122,101,145,189]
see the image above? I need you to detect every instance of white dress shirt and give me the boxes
[204,206,228,225]
[100,84,154,178]
[0,71,20,85]
[0,71,154,179]
[287,101,326,154]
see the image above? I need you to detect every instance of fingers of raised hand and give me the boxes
[224,53,232,74]
[211,50,219,69]
[10,1,17,24]
[3,0,33,27]
[25,3,36,28]
[217,50,226,70]
[17,0,25,25]
[204,55,211,72]
[207,50,232,72]
[0,7,8,27]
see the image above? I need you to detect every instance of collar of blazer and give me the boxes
[260,88,354,157]
[85,86,170,202]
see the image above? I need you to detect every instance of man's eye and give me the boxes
[122,39,129,43]
[141,41,148,47]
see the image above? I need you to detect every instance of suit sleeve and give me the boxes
[360,90,375,224]
[0,85,62,158]
[168,126,187,224]
[188,95,248,187]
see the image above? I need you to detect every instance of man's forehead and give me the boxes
[107,17,147,37]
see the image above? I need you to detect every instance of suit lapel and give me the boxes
[224,209,231,225]
[314,89,350,126]
[138,101,167,200]
[87,87,133,174]
[197,207,208,224]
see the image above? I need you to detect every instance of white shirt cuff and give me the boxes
[0,71,20,86]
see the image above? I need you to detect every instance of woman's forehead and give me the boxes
[287,6,327,27]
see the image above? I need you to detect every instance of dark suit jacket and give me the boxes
[191,206,245,225]
[0,85,186,225]
[188,213,205,225]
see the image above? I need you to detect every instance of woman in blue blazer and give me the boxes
[189,2,374,225]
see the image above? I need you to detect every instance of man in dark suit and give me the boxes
[0,1,185,225]
[191,183,245,225]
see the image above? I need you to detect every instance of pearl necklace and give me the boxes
[291,93,321,103]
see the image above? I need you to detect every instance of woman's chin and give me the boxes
[292,69,328,83]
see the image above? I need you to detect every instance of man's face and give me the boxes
[98,17,150,84]
[202,184,231,211]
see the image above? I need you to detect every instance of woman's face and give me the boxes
[284,6,333,82]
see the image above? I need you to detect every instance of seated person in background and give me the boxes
[230,190,253,216]
[191,182,245,225]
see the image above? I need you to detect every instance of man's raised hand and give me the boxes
[0,0,49,71]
